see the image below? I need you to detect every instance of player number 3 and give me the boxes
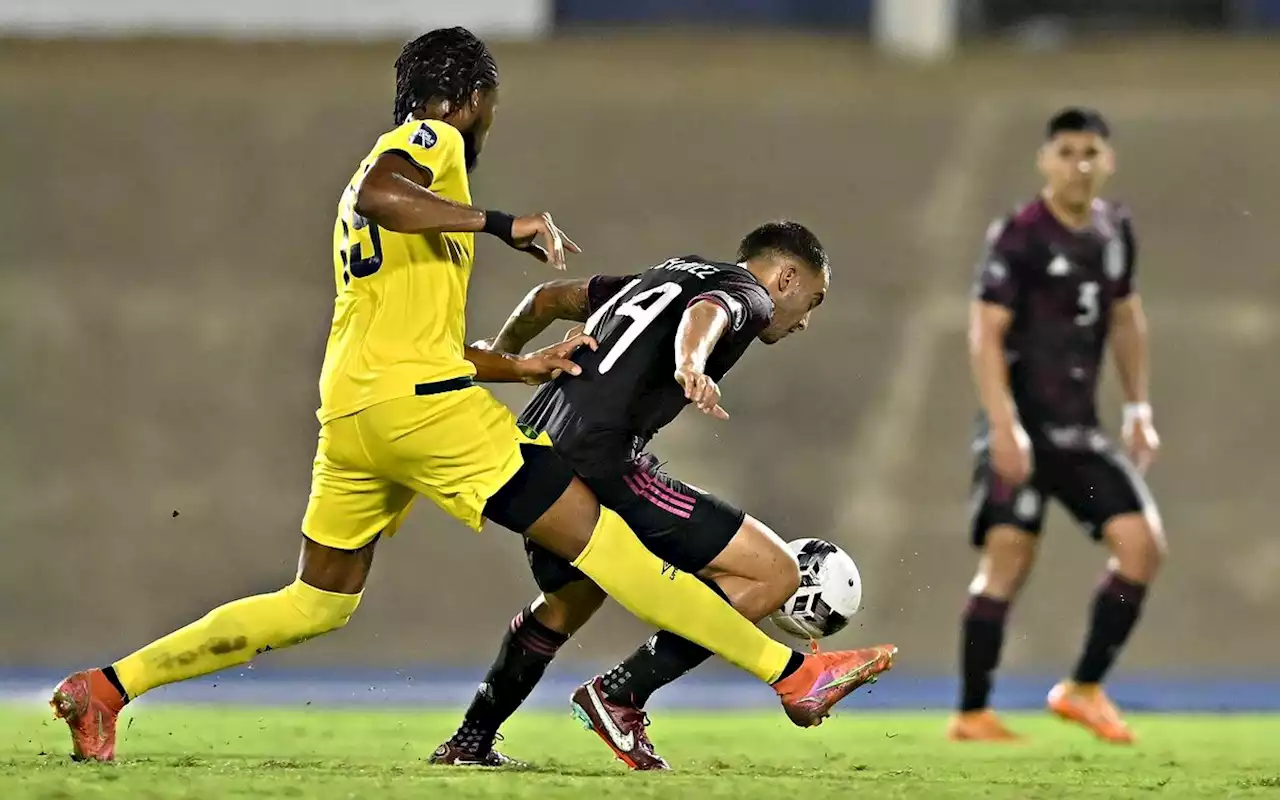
[1074,281,1100,326]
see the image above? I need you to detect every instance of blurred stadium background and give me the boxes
[2,0,1278,712]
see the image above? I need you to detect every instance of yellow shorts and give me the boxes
[302,386,550,551]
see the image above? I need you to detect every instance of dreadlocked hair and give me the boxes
[393,27,499,126]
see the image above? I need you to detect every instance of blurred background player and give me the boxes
[953,108,1164,744]
[433,222,895,770]
[48,28,890,763]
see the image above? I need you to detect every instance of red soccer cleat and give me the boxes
[569,677,670,771]
[50,669,126,762]
[773,644,897,727]
[428,736,527,768]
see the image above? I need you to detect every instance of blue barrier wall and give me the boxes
[556,0,871,28]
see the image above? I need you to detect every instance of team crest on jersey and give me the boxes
[410,124,438,149]
[517,422,541,441]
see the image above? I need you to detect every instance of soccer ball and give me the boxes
[769,538,863,641]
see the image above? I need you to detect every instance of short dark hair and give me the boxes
[393,27,499,126]
[1046,107,1110,140]
[737,221,828,273]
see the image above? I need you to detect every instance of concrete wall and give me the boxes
[2,36,1277,674]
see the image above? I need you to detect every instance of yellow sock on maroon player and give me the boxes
[571,507,794,683]
[111,580,361,700]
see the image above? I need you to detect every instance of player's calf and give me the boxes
[699,514,801,622]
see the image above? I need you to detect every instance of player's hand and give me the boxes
[1122,404,1160,474]
[674,365,729,420]
[511,213,582,271]
[990,420,1032,487]
[515,333,598,385]
[563,324,587,342]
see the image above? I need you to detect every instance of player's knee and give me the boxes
[285,579,362,638]
[533,583,606,636]
[771,545,802,605]
[977,525,1037,599]
[1105,514,1164,583]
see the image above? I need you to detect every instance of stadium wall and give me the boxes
[0,0,552,39]
[1,35,1278,696]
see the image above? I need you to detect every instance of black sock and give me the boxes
[100,665,129,703]
[1072,573,1147,684]
[959,594,1010,712]
[449,605,568,755]
[602,630,712,708]
[600,577,793,706]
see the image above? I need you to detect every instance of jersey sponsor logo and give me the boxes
[411,124,438,149]
[1048,254,1073,276]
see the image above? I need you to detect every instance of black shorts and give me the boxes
[525,455,746,594]
[969,437,1159,547]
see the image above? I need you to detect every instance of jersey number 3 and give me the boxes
[584,280,684,374]
[1074,281,1100,326]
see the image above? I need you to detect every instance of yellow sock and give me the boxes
[572,507,792,682]
[112,580,361,699]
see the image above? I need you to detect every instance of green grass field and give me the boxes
[2,706,1278,799]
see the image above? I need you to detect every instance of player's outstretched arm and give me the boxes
[464,334,597,385]
[1110,294,1159,471]
[674,300,731,420]
[488,279,593,354]
[355,153,581,269]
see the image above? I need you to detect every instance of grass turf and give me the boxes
[2,706,1278,798]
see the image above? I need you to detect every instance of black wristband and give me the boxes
[482,210,516,246]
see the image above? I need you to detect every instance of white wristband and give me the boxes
[1123,402,1153,425]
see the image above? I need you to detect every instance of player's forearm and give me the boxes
[356,170,486,235]
[968,304,1018,428]
[491,280,592,354]
[1110,298,1150,404]
[675,301,730,373]
[463,345,525,383]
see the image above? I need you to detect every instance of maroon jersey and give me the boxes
[972,197,1137,443]
[520,257,774,476]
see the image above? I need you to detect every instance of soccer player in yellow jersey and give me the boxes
[50,28,894,763]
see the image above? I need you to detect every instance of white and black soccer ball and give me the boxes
[769,538,863,641]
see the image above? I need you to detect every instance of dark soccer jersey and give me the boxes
[519,256,774,476]
[972,197,1137,439]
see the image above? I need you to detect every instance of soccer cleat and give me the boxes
[946,709,1023,742]
[50,669,126,762]
[1047,681,1135,744]
[428,737,527,768]
[773,644,897,727]
[569,677,670,771]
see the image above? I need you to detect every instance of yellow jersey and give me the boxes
[317,119,477,423]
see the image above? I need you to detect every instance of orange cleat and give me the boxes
[774,645,897,727]
[1047,681,1135,744]
[946,709,1022,742]
[50,669,126,762]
